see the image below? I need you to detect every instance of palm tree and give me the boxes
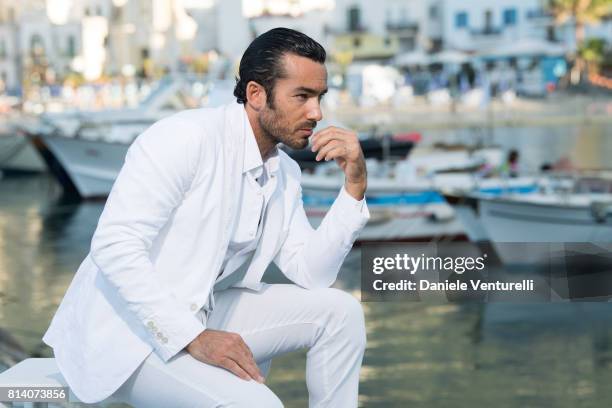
[548,0,612,83]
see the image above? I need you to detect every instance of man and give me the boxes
[43,28,369,407]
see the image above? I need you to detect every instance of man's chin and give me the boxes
[284,138,309,150]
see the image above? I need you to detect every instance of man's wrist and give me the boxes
[344,180,366,201]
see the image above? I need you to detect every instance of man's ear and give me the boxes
[245,81,266,111]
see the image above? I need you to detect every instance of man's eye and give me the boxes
[296,94,308,100]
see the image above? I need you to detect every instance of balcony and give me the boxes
[470,26,503,37]
[386,21,419,33]
[526,8,553,20]
[325,24,368,36]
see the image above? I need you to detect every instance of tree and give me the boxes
[548,0,612,83]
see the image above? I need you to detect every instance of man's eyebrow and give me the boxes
[294,86,328,96]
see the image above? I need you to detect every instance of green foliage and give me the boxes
[579,38,607,63]
[549,0,612,25]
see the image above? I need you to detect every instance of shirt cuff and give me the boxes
[331,186,370,233]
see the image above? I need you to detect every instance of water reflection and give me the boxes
[0,176,102,354]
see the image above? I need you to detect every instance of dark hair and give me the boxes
[234,27,326,107]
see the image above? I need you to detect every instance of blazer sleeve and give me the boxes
[273,162,370,289]
[90,116,206,362]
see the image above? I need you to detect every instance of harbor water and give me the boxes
[2,123,612,406]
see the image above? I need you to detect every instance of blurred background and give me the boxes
[1,0,612,407]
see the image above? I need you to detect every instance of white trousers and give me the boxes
[112,284,366,407]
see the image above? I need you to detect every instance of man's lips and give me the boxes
[298,128,314,137]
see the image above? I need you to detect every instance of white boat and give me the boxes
[443,173,612,242]
[20,78,235,198]
[28,135,130,198]
[440,176,542,241]
[469,191,612,266]
[301,152,527,242]
[477,192,612,243]
[302,173,465,242]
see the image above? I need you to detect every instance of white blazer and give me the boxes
[43,102,369,403]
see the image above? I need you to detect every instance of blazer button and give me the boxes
[190,303,198,311]
[157,332,163,339]
[162,337,168,344]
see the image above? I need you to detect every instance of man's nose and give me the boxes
[306,100,323,122]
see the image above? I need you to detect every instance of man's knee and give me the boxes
[318,288,366,351]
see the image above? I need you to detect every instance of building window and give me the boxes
[348,6,361,32]
[353,36,361,47]
[503,8,517,26]
[455,11,468,28]
[30,34,45,57]
[399,37,415,51]
[384,37,391,46]
[67,36,76,57]
[429,5,438,19]
[0,40,6,58]
[484,10,493,31]
[430,38,443,52]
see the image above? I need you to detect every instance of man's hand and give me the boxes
[186,329,265,383]
[311,126,367,200]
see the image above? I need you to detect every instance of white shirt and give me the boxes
[218,128,280,281]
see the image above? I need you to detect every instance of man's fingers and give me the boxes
[311,128,352,151]
[322,145,347,162]
[228,335,264,381]
[220,358,252,381]
[315,140,341,161]
[229,350,264,383]
[311,133,345,152]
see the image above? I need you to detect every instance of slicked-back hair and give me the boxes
[234,27,326,108]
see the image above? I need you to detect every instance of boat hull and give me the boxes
[480,198,612,243]
[29,134,126,198]
[0,134,46,173]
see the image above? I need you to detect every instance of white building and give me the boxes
[0,0,200,90]
[212,0,334,64]
[329,0,429,53]
[104,0,198,76]
[0,21,19,92]
[433,0,549,53]
[432,0,611,54]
